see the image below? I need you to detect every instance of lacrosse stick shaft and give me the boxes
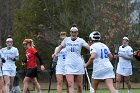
[48,73,52,93]
[85,68,92,87]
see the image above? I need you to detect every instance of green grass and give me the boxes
[30,89,140,93]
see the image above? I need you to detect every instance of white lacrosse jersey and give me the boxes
[90,42,114,75]
[61,37,88,74]
[55,47,67,74]
[55,47,66,65]
[1,47,19,70]
[118,45,133,68]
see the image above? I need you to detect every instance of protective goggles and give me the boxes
[22,42,28,46]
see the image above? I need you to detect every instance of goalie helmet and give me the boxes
[89,31,101,41]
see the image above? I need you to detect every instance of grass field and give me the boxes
[30,89,140,93]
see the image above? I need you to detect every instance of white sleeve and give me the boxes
[81,38,88,47]
[61,38,67,47]
[0,48,4,58]
[90,46,96,54]
[15,48,19,57]
[128,47,133,56]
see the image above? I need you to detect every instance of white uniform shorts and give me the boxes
[116,65,132,76]
[65,64,85,75]
[56,64,66,75]
[3,70,16,77]
[92,67,115,79]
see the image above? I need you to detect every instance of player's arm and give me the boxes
[35,52,45,71]
[12,56,19,61]
[119,48,133,60]
[84,45,90,51]
[108,53,113,61]
[84,52,96,68]
[22,55,27,66]
[12,48,19,61]
[82,39,90,51]
[119,54,133,60]
[52,45,63,58]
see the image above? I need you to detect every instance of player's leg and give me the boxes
[9,70,16,93]
[93,79,100,93]
[105,78,116,93]
[10,76,15,91]
[31,77,42,93]
[22,76,30,93]
[116,74,122,93]
[75,75,83,93]
[65,76,69,93]
[3,70,11,93]
[66,74,74,93]
[0,77,3,93]
[56,74,63,93]
[124,76,131,93]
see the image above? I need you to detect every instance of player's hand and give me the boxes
[22,62,26,65]
[11,58,17,61]
[118,54,124,57]
[114,55,118,58]
[41,65,45,71]
[83,64,87,68]
[52,53,56,59]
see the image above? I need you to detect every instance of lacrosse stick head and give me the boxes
[90,86,95,93]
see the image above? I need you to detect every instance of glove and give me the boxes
[1,58,5,63]
[12,58,16,61]
[22,58,27,63]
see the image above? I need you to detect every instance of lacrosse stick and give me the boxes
[48,56,57,93]
[84,67,94,93]
[82,56,94,93]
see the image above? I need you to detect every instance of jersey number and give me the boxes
[62,55,65,59]
[101,49,108,59]
[71,47,75,52]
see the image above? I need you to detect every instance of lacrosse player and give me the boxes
[115,37,133,93]
[52,24,90,93]
[84,31,116,93]
[22,39,45,93]
[1,37,19,93]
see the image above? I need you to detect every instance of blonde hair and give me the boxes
[60,32,67,38]
[29,39,35,48]
[23,39,35,48]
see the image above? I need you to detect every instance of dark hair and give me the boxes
[7,35,12,38]
[72,24,77,27]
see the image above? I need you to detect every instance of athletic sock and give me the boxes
[116,90,119,93]
[38,90,42,93]
[128,90,132,93]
